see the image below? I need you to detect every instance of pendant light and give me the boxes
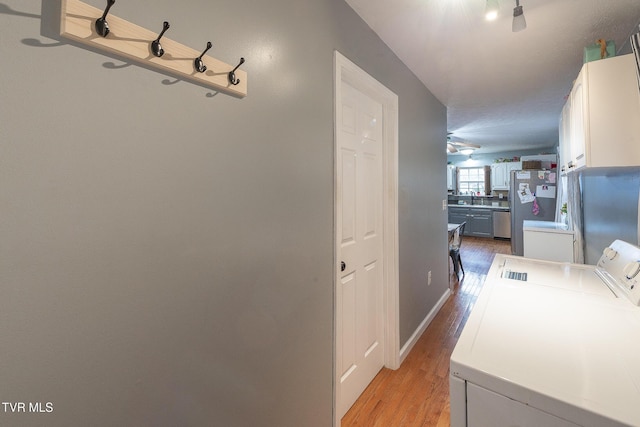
[485,0,499,21]
[512,0,527,32]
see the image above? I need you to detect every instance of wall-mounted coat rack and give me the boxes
[59,0,247,97]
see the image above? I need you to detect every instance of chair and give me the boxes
[449,222,466,277]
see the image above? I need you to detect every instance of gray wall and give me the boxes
[0,1,446,426]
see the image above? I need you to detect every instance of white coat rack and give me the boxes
[59,0,248,97]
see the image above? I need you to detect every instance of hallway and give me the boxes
[342,237,512,426]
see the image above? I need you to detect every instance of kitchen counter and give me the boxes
[448,204,509,211]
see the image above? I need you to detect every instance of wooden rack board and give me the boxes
[60,0,247,97]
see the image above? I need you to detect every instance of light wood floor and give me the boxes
[342,236,512,427]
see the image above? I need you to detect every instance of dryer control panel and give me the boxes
[597,240,640,306]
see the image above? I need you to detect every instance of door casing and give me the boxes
[333,50,399,426]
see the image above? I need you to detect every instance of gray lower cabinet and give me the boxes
[448,207,494,238]
[448,208,468,229]
[467,208,493,237]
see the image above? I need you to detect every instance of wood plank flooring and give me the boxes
[341,236,511,427]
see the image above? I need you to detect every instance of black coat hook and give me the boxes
[151,21,170,57]
[194,42,212,73]
[228,57,245,85]
[95,0,115,38]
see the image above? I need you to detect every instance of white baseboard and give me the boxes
[398,288,451,365]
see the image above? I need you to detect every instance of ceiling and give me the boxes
[344,0,640,154]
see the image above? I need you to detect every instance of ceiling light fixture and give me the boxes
[485,0,499,21]
[460,148,475,156]
[512,0,526,32]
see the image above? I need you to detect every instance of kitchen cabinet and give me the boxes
[523,221,575,263]
[467,208,493,237]
[447,165,457,191]
[560,54,640,172]
[508,162,522,174]
[490,164,508,190]
[491,162,521,191]
[448,207,494,238]
[448,207,468,229]
[569,66,586,169]
[520,154,557,169]
[559,101,571,173]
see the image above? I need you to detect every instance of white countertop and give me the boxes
[523,220,572,233]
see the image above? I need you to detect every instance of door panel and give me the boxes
[336,80,384,418]
[340,272,356,379]
[340,148,357,255]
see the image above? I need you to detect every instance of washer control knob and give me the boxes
[623,262,640,280]
[603,247,618,260]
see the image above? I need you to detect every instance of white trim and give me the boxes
[398,289,451,364]
[333,50,399,427]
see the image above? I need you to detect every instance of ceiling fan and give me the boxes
[447,134,481,154]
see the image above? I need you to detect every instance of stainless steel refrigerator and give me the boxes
[510,169,558,255]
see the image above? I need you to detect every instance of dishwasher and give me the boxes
[493,210,511,239]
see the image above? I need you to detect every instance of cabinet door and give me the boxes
[474,216,493,237]
[569,68,586,170]
[448,213,468,230]
[562,55,640,171]
[490,164,508,190]
[507,162,522,173]
[447,165,456,191]
[559,101,571,174]
[505,162,521,189]
[585,54,640,167]
[468,210,492,237]
[500,165,511,188]
[523,230,574,262]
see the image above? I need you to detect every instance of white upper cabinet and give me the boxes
[569,67,586,169]
[520,154,557,169]
[491,162,521,191]
[560,54,640,172]
[491,164,509,190]
[559,101,572,173]
[447,165,456,191]
[508,161,522,174]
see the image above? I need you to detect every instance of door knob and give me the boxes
[341,261,346,272]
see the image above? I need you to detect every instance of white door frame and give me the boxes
[333,50,399,426]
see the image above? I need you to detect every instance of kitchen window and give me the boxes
[458,167,488,195]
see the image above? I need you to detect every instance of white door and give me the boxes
[336,79,385,418]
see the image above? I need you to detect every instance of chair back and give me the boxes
[448,227,456,247]
[450,221,466,250]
